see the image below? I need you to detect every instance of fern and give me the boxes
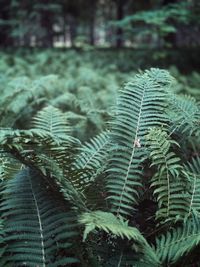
[184,157,200,215]
[167,94,200,137]
[146,127,188,221]
[0,85,32,127]
[154,213,200,264]
[80,211,145,242]
[1,66,200,266]
[0,156,22,181]
[32,106,72,141]
[75,131,110,184]
[0,168,78,266]
[79,211,160,265]
[107,68,172,217]
[0,119,86,213]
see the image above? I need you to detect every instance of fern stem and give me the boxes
[164,158,170,218]
[189,174,197,216]
[28,170,46,267]
[116,85,146,217]
[82,139,109,169]
[117,251,123,267]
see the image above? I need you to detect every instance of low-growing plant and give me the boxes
[0,68,200,266]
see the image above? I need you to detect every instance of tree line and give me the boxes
[0,0,199,48]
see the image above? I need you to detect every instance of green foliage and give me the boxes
[184,157,200,216]
[79,211,160,265]
[75,131,110,183]
[154,213,200,265]
[0,66,200,266]
[112,1,193,48]
[146,128,188,222]
[0,168,78,266]
[32,105,75,143]
[167,94,200,137]
[80,211,146,242]
[106,69,171,217]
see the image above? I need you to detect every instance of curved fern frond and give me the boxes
[0,156,22,182]
[184,157,200,215]
[107,69,172,217]
[75,131,110,184]
[0,128,87,212]
[0,168,78,267]
[145,68,175,87]
[0,220,6,266]
[80,211,145,242]
[154,213,200,264]
[79,211,160,266]
[167,94,200,137]
[0,86,32,127]
[32,105,77,143]
[146,127,188,221]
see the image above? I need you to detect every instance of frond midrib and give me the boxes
[156,231,200,252]
[116,84,146,217]
[28,171,46,267]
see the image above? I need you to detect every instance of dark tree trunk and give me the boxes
[41,12,54,48]
[162,0,178,47]
[89,2,97,46]
[116,0,124,48]
[163,0,177,4]
[69,15,77,47]
[63,14,67,44]
[39,0,54,48]
[89,21,95,46]
[89,16,95,46]
[0,1,13,47]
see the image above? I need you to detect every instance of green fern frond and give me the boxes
[0,168,78,266]
[145,68,175,87]
[154,213,200,264]
[79,211,145,242]
[0,219,6,267]
[107,69,172,217]
[184,157,200,215]
[32,106,77,143]
[75,131,110,183]
[79,211,160,265]
[0,156,22,181]
[0,120,87,212]
[167,94,200,137]
[0,128,87,212]
[146,127,188,221]
[0,86,32,127]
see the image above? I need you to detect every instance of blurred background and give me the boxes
[0,0,200,140]
[0,0,200,50]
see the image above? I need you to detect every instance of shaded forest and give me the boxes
[1,0,200,49]
[0,1,200,267]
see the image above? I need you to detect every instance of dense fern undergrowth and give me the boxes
[0,51,200,266]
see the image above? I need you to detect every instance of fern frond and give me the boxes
[107,69,172,217]
[0,86,32,127]
[32,106,77,143]
[154,213,200,264]
[167,94,200,137]
[75,131,110,184]
[184,157,200,215]
[32,107,83,192]
[80,211,145,242]
[145,68,175,87]
[80,211,160,265]
[0,154,22,181]
[0,219,6,261]
[0,128,87,212]
[0,168,78,266]
[146,127,188,221]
